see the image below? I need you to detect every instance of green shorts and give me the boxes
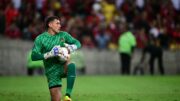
[45,63,67,88]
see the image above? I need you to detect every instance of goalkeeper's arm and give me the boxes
[64,43,78,53]
[31,37,61,61]
[32,46,61,61]
[31,38,44,61]
[31,51,44,61]
[64,32,81,53]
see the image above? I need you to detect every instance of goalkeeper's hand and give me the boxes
[64,43,77,53]
[58,52,70,61]
[44,45,61,59]
[58,47,70,61]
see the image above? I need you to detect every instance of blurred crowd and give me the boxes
[0,0,180,50]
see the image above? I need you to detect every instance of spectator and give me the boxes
[95,29,110,50]
[35,0,44,11]
[108,38,118,51]
[82,35,95,49]
[136,28,148,49]
[158,27,170,49]
[5,2,19,26]
[1,0,179,50]
[5,22,21,39]
[92,0,102,14]
[149,20,160,38]
[101,0,116,24]
[135,0,145,12]
[134,11,150,34]
[171,0,180,12]
[115,0,124,10]
[0,8,6,35]
[172,24,180,44]
[12,0,21,10]
[22,23,35,40]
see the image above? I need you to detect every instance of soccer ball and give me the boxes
[58,47,70,62]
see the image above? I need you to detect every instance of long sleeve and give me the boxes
[64,32,81,49]
[31,37,45,61]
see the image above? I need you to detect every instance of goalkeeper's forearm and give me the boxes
[31,52,45,61]
[31,51,54,61]
[64,43,80,53]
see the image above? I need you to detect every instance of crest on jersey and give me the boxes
[60,38,65,42]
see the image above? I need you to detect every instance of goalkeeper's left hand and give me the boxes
[64,43,77,53]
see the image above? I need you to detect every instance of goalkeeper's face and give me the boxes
[49,19,61,33]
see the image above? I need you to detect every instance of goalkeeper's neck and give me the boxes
[47,29,58,36]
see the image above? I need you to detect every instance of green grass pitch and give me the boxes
[0,75,180,101]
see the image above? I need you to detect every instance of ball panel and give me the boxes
[58,47,70,62]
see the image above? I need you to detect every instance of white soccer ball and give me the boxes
[58,47,70,62]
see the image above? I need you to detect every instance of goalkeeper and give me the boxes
[31,16,81,101]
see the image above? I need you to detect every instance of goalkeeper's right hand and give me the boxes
[64,43,77,53]
[44,45,61,59]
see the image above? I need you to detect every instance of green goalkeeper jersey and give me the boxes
[31,31,81,74]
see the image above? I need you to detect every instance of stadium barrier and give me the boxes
[0,38,179,75]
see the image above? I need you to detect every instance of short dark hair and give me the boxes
[45,16,59,29]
